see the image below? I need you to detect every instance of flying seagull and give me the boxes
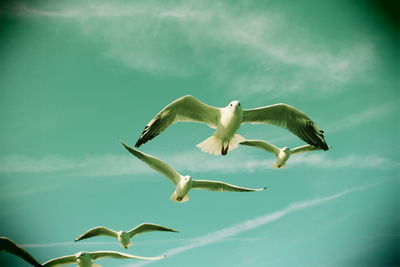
[134,95,328,155]
[0,237,42,267]
[121,141,267,202]
[75,223,178,249]
[240,140,320,168]
[42,251,165,267]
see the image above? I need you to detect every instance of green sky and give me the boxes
[0,0,398,266]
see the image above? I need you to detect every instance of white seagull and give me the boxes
[75,223,178,249]
[134,95,328,155]
[240,140,320,168]
[42,251,165,267]
[0,237,42,267]
[121,141,267,202]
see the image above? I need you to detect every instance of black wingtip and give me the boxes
[134,141,142,148]
[321,143,329,151]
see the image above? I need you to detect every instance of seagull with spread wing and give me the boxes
[1,237,163,267]
[75,223,178,249]
[121,141,267,202]
[0,237,42,267]
[240,140,321,168]
[134,95,328,155]
[42,251,165,267]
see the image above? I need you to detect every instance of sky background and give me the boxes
[0,0,399,266]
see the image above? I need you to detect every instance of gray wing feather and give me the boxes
[75,226,118,241]
[192,180,267,192]
[0,237,42,267]
[128,223,178,238]
[121,142,180,184]
[242,103,328,150]
[135,95,220,147]
[240,140,280,155]
[290,145,319,155]
[89,251,165,261]
[42,255,76,267]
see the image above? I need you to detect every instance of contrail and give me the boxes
[125,183,375,267]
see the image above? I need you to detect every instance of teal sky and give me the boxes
[0,0,398,266]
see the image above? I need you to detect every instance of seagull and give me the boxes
[75,223,178,249]
[134,95,328,155]
[0,237,42,267]
[240,140,320,168]
[42,251,165,267]
[121,141,267,202]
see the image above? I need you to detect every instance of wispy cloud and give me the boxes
[21,237,262,249]
[289,153,400,170]
[0,155,80,173]
[0,150,397,176]
[21,241,111,248]
[0,154,151,176]
[326,103,397,133]
[124,184,374,266]
[7,1,374,98]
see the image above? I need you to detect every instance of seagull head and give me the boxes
[228,100,241,110]
[119,231,129,239]
[183,175,191,181]
[282,147,290,152]
[76,252,90,262]
[118,231,132,249]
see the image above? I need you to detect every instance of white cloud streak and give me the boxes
[124,184,374,267]
[326,103,397,133]
[21,241,113,248]
[0,154,147,176]
[0,155,80,173]
[21,237,262,249]
[289,153,400,170]
[0,150,397,176]
[8,1,374,98]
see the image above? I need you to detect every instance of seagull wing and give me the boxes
[89,251,165,261]
[0,237,42,267]
[242,103,329,150]
[121,142,180,184]
[290,144,320,155]
[42,254,76,267]
[75,226,118,241]
[240,140,280,155]
[135,95,220,147]
[128,223,178,238]
[192,180,267,192]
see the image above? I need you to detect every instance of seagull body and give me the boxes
[121,141,266,202]
[135,95,328,155]
[240,140,320,168]
[0,237,42,267]
[75,223,178,249]
[42,251,165,267]
[210,100,244,155]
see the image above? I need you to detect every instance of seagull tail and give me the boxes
[196,134,246,155]
[196,135,222,155]
[228,133,246,152]
[272,162,286,168]
[170,191,190,203]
